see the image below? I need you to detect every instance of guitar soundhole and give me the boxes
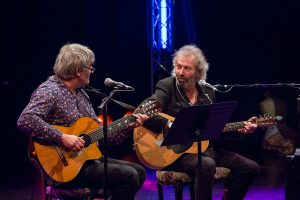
[82,134,92,147]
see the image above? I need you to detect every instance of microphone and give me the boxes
[104,78,134,90]
[198,80,218,91]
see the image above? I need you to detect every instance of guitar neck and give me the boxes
[86,114,136,144]
[222,115,276,133]
[80,100,160,146]
[222,121,245,132]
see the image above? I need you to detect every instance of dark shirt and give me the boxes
[143,77,216,157]
[146,77,215,115]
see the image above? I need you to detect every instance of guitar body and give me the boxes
[32,100,161,183]
[133,113,209,169]
[34,117,101,183]
[134,113,276,170]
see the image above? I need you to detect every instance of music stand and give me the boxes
[161,101,238,200]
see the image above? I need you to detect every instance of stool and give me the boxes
[156,167,231,200]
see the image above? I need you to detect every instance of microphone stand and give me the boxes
[214,82,300,149]
[98,90,117,200]
[97,86,135,200]
[298,89,300,149]
[84,85,136,110]
[214,83,300,92]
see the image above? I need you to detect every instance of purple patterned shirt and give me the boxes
[17,75,130,145]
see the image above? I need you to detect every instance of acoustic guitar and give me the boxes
[133,113,277,169]
[32,100,160,183]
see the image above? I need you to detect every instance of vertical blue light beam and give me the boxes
[160,0,167,49]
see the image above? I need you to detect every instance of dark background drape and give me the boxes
[1,0,299,175]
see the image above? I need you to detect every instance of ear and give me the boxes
[75,67,83,77]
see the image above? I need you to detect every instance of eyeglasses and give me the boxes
[84,66,96,73]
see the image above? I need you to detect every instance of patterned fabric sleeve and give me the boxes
[17,84,63,144]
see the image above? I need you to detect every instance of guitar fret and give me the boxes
[82,100,159,144]
[223,122,244,132]
[133,113,276,170]
[35,105,278,183]
[34,100,160,183]
[88,115,136,143]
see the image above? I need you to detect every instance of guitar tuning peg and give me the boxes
[262,114,267,119]
[275,116,284,122]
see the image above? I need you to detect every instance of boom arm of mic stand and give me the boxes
[214,83,300,93]
[214,83,300,88]
[85,86,136,111]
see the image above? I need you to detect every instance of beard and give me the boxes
[176,76,196,90]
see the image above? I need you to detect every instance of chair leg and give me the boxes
[174,183,183,200]
[189,184,195,200]
[157,182,164,200]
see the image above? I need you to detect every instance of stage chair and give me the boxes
[156,167,231,200]
[28,142,110,200]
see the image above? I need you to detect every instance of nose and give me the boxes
[178,68,185,76]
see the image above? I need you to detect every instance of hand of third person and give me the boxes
[238,116,258,134]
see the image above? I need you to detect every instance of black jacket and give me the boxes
[145,76,215,116]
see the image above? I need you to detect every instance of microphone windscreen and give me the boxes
[198,80,206,87]
[104,78,113,86]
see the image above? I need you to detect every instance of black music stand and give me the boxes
[161,101,238,200]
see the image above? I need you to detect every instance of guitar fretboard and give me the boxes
[82,100,159,145]
[223,121,245,132]
[222,116,276,133]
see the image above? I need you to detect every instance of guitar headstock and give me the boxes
[256,114,283,128]
[136,100,161,117]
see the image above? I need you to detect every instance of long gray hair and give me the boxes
[172,44,209,81]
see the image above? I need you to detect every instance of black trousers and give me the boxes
[164,148,260,200]
[60,157,146,200]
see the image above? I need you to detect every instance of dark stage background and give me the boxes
[1,0,299,180]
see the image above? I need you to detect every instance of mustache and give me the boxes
[176,76,196,88]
